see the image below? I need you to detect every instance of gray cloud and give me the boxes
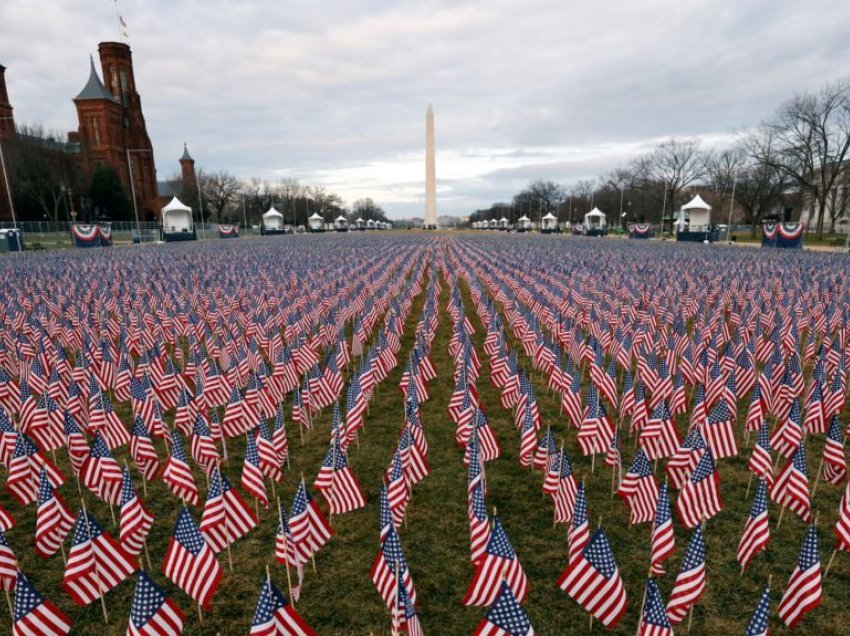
[2,0,849,217]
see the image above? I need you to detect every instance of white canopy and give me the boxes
[308,213,323,220]
[263,207,283,220]
[161,197,193,232]
[518,215,530,222]
[335,215,347,222]
[263,207,284,231]
[682,195,711,229]
[584,208,607,229]
[307,213,324,231]
[542,212,557,221]
[682,195,711,211]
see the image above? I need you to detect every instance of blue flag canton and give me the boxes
[655,483,671,525]
[119,468,137,506]
[630,448,653,478]
[487,582,531,634]
[751,479,768,518]
[379,485,392,529]
[708,400,731,424]
[14,572,46,620]
[173,508,206,555]
[690,448,716,483]
[798,524,820,570]
[788,399,802,426]
[827,415,842,442]
[36,467,53,505]
[651,400,672,422]
[583,530,618,578]
[791,442,808,476]
[245,431,261,466]
[470,480,488,522]
[756,422,771,451]
[381,525,408,568]
[289,481,312,519]
[487,517,517,560]
[90,432,114,459]
[573,483,588,528]
[251,578,287,627]
[643,579,671,629]
[389,450,404,483]
[72,509,104,546]
[681,524,706,572]
[745,586,771,636]
[130,571,168,627]
[559,449,574,479]
[170,430,188,462]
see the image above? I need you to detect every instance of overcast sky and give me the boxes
[3,0,850,218]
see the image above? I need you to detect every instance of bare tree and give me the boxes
[632,138,708,229]
[199,170,241,222]
[352,197,387,221]
[6,124,77,225]
[311,185,344,221]
[243,178,274,226]
[761,79,850,238]
[275,178,304,224]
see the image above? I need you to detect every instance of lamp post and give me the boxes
[0,116,18,231]
[126,147,151,242]
[727,174,737,244]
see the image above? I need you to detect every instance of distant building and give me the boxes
[0,42,188,222]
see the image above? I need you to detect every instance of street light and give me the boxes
[0,116,18,231]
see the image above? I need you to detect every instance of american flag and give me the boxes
[130,416,160,481]
[557,528,628,628]
[162,507,222,609]
[778,523,822,628]
[821,414,846,486]
[747,421,774,486]
[394,575,424,636]
[13,571,72,636]
[703,399,738,459]
[289,480,332,563]
[771,399,804,460]
[463,516,528,607]
[641,401,680,460]
[161,429,199,506]
[0,527,17,591]
[62,508,136,606]
[257,420,284,483]
[313,438,366,515]
[200,466,258,553]
[81,431,123,505]
[650,482,675,575]
[770,441,811,523]
[242,431,269,507]
[676,447,722,528]
[737,479,770,572]
[744,583,771,636]
[128,570,185,636]
[250,576,315,636]
[370,524,417,612]
[666,523,705,625]
[35,468,74,558]
[836,478,850,552]
[472,581,534,636]
[617,448,659,525]
[639,578,673,636]
[544,447,578,524]
[469,478,491,566]
[568,482,590,564]
[7,432,65,506]
[119,467,155,556]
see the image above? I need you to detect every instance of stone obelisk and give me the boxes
[425,104,437,228]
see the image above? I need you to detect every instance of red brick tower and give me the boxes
[180,143,196,192]
[0,64,15,221]
[74,43,159,221]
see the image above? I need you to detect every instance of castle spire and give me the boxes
[74,56,116,102]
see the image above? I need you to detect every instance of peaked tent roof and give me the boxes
[518,215,530,221]
[586,207,606,217]
[542,212,557,220]
[263,207,283,219]
[75,56,117,102]
[335,215,347,222]
[162,196,192,213]
[682,194,711,211]
[308,213,323,220]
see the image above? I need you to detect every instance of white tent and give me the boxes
[584,207,607,230]
[541,212,558,232]
[498,216,509,229]
[262,207,284,231]
[489,219,498,229]
[366,219,375,229]
[518,214,531,230]
[682,195,711,229]
[161,197,193,233]
[334,215,348,230]
[355,217,365,230]
[308,212,324,231]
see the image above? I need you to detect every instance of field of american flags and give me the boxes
[0,233,849,634]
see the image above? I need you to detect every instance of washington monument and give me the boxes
[425,104,437,228]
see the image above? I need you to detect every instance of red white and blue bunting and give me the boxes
[218,224,239,239]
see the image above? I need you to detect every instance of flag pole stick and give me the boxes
[4,588,11,618]
[825,549,838,578]
[277,497,295,605]
[776,504,785,529]
[81,500,109,624]
[687,604,695,634]
[745,471,754,499]
[812,456,825,498]
[392,560,401,636]
[301,475,318,573]
[635,571,651,636]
